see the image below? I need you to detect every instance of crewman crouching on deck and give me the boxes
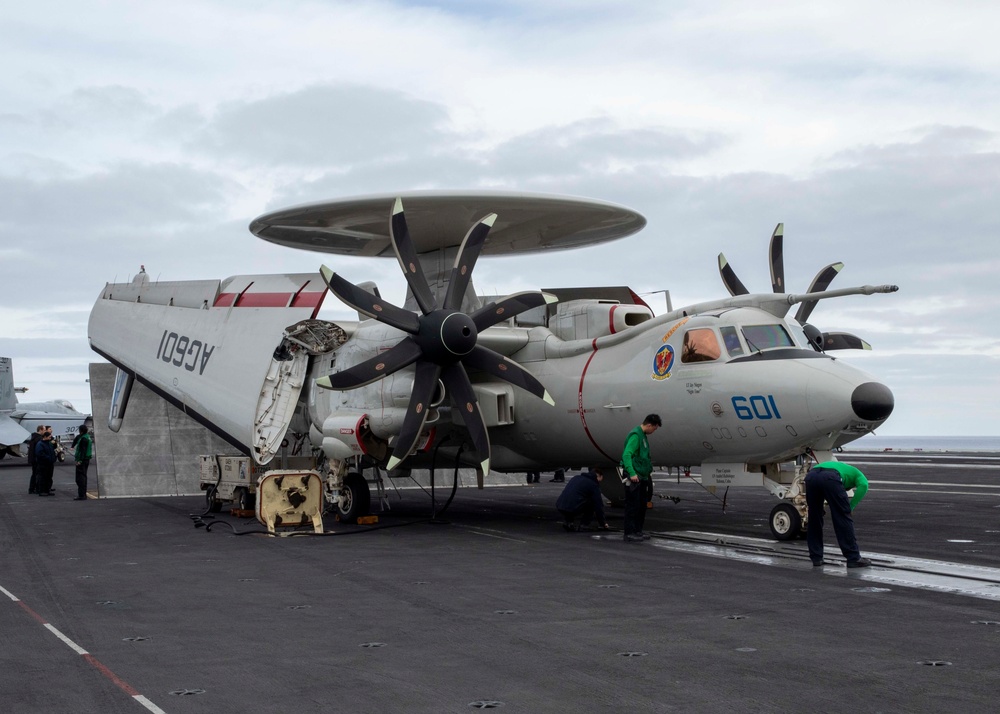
[805,460,872,568]
[556,467,610,532]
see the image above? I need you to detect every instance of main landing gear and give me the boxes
[336,471,371,523]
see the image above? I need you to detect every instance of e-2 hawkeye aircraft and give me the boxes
[87,192,896,539]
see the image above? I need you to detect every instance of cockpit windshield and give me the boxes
[719,326,745,357]
[741,324,794,352]
[682,328,722,363]
[786,322,810,349]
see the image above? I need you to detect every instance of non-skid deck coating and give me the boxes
[2,452,1000,713]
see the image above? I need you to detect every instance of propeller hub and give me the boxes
[419,310,478,362]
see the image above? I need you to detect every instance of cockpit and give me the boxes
[679,314,820,365]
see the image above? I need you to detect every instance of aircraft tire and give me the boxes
[338,472,371,523]
[236,487,255,511]
[769,502,802,541]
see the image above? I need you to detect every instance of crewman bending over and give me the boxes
[805,460,871,568]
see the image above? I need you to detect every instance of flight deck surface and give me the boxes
[2,452,999,713]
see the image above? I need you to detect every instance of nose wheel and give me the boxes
[769,502,803,541]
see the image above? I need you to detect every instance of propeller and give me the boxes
[718,224,869,351]
[317,197,556,476]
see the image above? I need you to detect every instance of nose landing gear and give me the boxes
[769,502,804,541]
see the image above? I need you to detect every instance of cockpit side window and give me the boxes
[681,328,722,363]
[719,326,745,357]
[741,324,794,351]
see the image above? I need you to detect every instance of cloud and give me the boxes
[192,84,454,168]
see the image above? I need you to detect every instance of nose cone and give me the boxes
[852,382,894,422]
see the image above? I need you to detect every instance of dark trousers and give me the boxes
[526,471,540,484]
[805,468,862,563]
[624,480,648,535]
[559,502,595,527]
[638,480,653,532]
[37,463,55,495]
[29,463,38,493]
[76,459,91,498]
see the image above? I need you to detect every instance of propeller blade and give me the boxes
[471,291,557,332]
[316,337,423,390]
[320,265,419,334]
[390,198,437,315]
[769,223,784,293]
[443,213,497,311]
[440,363,491,477]
[821,332,871,351]
[794,262,844,323]
[385,361,442,471]
[464,344,554,405]
[718,253,749,296]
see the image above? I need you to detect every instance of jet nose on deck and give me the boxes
[852,382,894,422]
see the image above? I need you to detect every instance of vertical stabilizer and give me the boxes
[0,357,18,412]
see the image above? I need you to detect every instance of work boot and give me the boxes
[624,534,643,543]
[637,532,651,540]
[847,558,872,568]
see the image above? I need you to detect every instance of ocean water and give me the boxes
[841,435,1000,452]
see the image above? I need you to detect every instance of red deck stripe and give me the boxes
[17,600,47,624]
[84,654,141,696]
[6,585,158,709]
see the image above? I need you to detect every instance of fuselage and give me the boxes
[11,402,89,442]
[309,305,893,472]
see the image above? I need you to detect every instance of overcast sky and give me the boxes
[2,0,998,436]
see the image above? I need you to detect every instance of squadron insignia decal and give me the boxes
[652,344,675,381]
[652,317,688,380]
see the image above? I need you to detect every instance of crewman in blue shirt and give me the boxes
[556,468,610,532]
[805,460,871,568]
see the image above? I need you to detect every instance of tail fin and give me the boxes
[0,357,18,412]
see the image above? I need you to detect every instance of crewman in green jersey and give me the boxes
[805,461,871,568]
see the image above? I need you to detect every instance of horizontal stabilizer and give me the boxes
[0,415,31,453]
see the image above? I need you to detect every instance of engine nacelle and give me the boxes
[548,299,653,341]
[318,412,389,462]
